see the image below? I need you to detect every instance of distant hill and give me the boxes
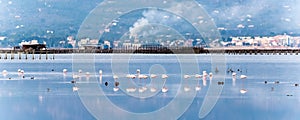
[0,0,299,47]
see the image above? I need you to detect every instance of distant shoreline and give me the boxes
[0,47,299,55]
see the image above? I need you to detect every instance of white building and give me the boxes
[104,41,111,48]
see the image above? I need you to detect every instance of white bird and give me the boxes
[150,74,157,78]
[72,74,80,79]
[136,69,141,75]
[126,74,136,79]
[78,69,82,73]
[195,74,202,78]
[184,75,191,79]
[209,72,213,77]
[240,89,247,94]
[19,70,25,77]
[138,74,148,79]
[99,70,102,75]
[2,70,7,74]
[209,72,213,81]
[2,70,7,77]
[18,69,23,76]
[113,87,119,92]
[240,75,247,79]
[86,72,90,77]
[135,69,148,79]
[232,72,237,76]
[138,87,146,93]
[126,88,137,93]
[162,74,168,79]
[72,86,79,92]
[150,87,157,92]
[113,74,119,79]
[161,87,168,93]
[203,71,208,77]
[63,69,67,74]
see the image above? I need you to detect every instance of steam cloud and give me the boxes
[128,9,183,40]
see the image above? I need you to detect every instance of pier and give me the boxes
[0,47,299,60]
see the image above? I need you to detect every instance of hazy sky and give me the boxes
[0,0,299,37]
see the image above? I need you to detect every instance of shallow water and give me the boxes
[0,54,300,120]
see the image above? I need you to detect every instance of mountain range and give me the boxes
[0,0,299,47]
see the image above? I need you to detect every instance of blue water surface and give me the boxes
[0,54,300,120]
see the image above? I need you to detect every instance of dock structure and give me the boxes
[0,47,299,60]
[204,48,300,55]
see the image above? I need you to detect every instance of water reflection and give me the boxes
[232,77,236,86]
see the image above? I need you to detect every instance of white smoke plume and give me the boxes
[128,9,182,40]
[129,17,149,39]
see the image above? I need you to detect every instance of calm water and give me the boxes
[0,54,300,120]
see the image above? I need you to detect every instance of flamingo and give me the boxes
[150,87,157,92]
[126,74,136,79]
[86,72,90,78]
[184,74,191,79]
[139,87,147,93]
[113,74,119,79]
[195,74,202,78]
[63,69,67,74]
[209,72,213,81]
[18,69,23,76]
[138,74,148,79]
[150,74,157,78]
[136,69,141,75]
[240,75,247,79]
[2,70,7,74]
[162,74,168,79]
[78,69,82,74]
[20,70,25,77]
[2,70,7,77]
[72,74,80,79]
[209,72,213,77]
[126,88,137,93]
[73,86,79,92]
[161,86,168,93]
[240,89,247,94]
[232,72,237,77]
[203,71,208,77]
